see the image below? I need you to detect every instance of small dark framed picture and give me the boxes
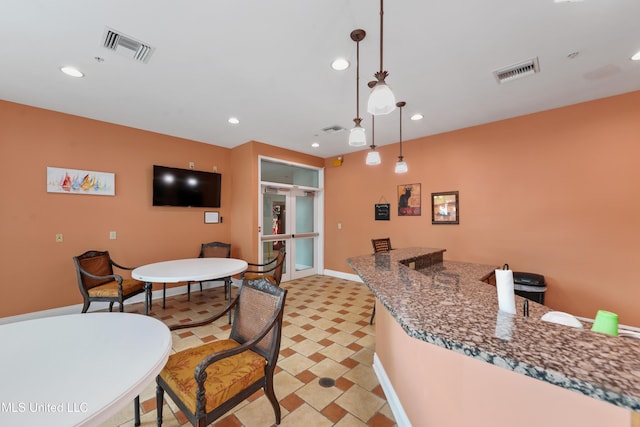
[431,191,459,224]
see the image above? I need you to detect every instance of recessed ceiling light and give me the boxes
[60,66,84,78]
[311,142,320,148]
[631,51,640,61]
[228,117,239,125]
[331,58,350,71]
[410,114,423,121]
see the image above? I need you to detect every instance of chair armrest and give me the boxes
[246,257,278,269]
[193,310,280,380]
[168,293,239,331]
[111,260,136,271]
[79,268,123,285]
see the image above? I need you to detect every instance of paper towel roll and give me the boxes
[495,268,516,314]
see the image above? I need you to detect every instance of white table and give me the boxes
[0,313,171,427]
[132,258,248,309]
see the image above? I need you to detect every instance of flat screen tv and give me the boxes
[153,165,221,208]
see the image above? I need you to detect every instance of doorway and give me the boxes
[259,158,323,281]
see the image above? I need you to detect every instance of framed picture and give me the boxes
[204,211,220,224]
[398,183,421,216]
[431,191,459,224]
[46,166,115,196]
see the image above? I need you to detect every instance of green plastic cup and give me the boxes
[591,310,619,336]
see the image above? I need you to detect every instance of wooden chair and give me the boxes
[369,238,393,324]
[73,250,148,315]
[155,278,288,426]
[189,241,232,299]
[160,242,232,309]
[371,237,392,253]
[242,247,286,287]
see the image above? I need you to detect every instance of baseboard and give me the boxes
[0,279,236,325]
[323,269,363,283]
[372,352,412,427]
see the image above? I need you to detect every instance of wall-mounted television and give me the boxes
[152,165,221,208]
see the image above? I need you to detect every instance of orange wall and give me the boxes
[0,100,323,318]
[324,91,640,326]
[230,141,325,262]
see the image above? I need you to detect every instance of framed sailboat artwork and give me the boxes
[46,167,115,196]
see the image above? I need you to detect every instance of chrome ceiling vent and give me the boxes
[493,57,540,84]
[322,125,346,134]
[102,28,154,63]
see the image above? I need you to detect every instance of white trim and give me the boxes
[0,279,236,325]
[373,352,412,427]
[323,269,363,283]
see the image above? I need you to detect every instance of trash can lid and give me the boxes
[513,271,545,286]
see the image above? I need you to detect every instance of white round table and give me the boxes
[0,313,171,426]
[132,258,248,283]
[132,258,248,309]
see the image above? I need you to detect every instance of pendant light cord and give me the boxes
[379,0,384,73]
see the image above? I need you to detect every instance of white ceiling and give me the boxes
[2,0,639,159]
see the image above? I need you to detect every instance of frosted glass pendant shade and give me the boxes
[367,82,396,115]
[366,150,381,165]
[348,125,367,146]
[394,160,408,173]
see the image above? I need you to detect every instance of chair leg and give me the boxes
[187,281,191,301]
[108,302,114,312]
[81,301,90,313]
[162,283,167,309]
[156,384,164,427]
[199,281,203,293]
[119,302,124,312]
[370,304,376,325]
[264,375,281,424]
[134,395,140,426]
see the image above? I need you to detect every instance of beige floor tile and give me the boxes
[295,380,344,412]
[333,413,369,427]
[290,338,325,357]
[319,342,355,362]
[308,357,350,379]
[342,363,380,391]
[274,370,306,396]
[277,352,315,375]
[335,385,385,423]
[234,394,286,427]
[278,403,334,427]
[328,330,359,346]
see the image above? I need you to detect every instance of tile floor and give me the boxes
[102,275,397,427]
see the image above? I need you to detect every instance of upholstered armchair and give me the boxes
[155,278,287,426]
[242,247,286,287]
[73,250,147,315]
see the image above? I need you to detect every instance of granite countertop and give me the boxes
[347,247,640,413]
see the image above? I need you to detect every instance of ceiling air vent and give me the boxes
[102,28,154,63]
[493,57,540,84]
[322,125,346,134]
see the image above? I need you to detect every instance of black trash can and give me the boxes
[513,272,546,305]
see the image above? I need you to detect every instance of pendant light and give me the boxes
[349,29,367,147]
[394,101,408,174]
[366,115,381,165]
[367,0,396,116]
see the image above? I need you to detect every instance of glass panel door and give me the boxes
[259,186,318,281]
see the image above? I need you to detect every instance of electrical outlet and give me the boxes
[55,233,63,243]
[189,162,195,169]
[338,223,342,230]
[109,231,117,240]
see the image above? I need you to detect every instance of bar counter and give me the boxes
[346,247,640,416]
